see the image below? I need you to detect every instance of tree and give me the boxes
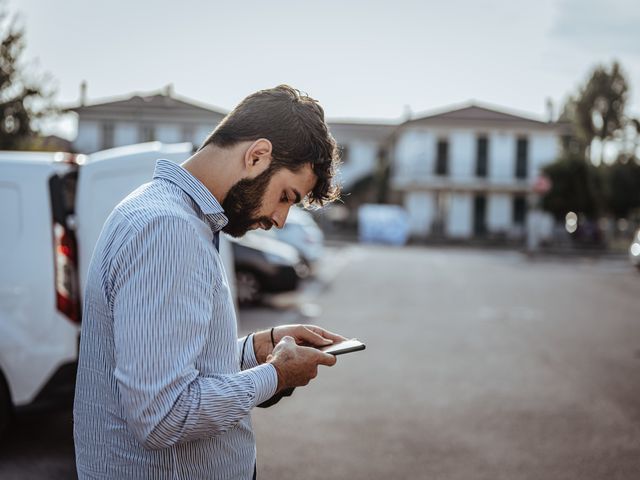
[603,158,640,220]
[0,7,54,150]
[561,62,629,161]
[541,153,604,220]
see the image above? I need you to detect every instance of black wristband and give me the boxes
[240,334,251,370]
[270,327,276,348]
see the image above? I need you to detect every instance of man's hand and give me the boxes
[253,325,347,364]
[266,336,337,392]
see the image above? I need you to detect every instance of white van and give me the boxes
[0,142,235,437]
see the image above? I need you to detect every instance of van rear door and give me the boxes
[0,155,79,405]
[75,142,237,304]
[75,142,195,291]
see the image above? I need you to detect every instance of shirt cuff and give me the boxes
[239,363,278,406]
[240,334,260,370]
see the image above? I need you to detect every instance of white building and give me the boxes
[391,103,562,240]
[68,89,562,243]
[68,86,226,154]
[328,121,396,190]
[69,87,396,192]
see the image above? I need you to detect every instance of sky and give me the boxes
[7,0,640,139]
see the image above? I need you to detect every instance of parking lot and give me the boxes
[1,244,639,479]
[250,245,640,479]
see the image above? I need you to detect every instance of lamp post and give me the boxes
[527,174,552,254]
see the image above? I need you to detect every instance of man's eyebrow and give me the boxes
[292,189,302,204]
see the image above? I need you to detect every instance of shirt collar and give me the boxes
[152,159,228,231]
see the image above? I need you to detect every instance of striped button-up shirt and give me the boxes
[74,159,278,479]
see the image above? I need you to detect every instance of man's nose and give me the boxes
[272,206,290,229]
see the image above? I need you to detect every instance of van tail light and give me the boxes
[53,223,81,324]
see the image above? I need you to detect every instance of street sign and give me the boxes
[533,174,552,194]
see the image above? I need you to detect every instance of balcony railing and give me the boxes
[391,171,534,194]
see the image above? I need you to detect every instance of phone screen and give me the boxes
[320,339,366,356]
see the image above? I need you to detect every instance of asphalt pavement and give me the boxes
[246,245,640,480]
[1,245,639,479]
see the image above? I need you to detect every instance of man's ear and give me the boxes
[244,138,273,177]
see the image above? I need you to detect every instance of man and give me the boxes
[73,85,345,479]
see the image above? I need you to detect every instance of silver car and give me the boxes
[262,206,325,268]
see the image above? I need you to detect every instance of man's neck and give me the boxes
[182,144,241,205]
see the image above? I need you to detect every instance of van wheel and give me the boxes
[236,270,262,306]
[0,373,12,441]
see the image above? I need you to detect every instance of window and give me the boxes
[139,124,155,143]
[473,195,487,236]
[476,136,488,177]
[101,123,114,150]
[435,139,448,176]
[513,195,527,225]
[515,137,528,179]
[182,125,195,143]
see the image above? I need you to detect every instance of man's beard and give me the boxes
[221,166,277,237]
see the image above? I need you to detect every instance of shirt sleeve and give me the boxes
[110,215,278,450]
[237,334,261,370]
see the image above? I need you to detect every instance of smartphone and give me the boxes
[320,338,366,356]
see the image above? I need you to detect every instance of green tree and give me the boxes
[602,158,640,219]
[541,153,604,220]
[561,62,628,160]
[0,7,54,150]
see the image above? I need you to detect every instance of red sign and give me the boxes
[533,175,552,194]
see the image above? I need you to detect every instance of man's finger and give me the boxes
[297,326,333,346]
[316,352,337,367]
[301,346,337,366]
[306,325,348,343]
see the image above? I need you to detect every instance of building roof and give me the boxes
[404,102,558,130]
[66,89,227,119]
[327,119,398,144]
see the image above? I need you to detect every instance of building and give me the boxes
[391,103,562,241]
[68,85,397,191]
[68,85,226,154]
[328,120,397,190]
[68,88,563,243]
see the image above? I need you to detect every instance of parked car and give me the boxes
[228,231,307,305]
[630,228,640,271]
[263,206,325,269]
[0,142,236,439]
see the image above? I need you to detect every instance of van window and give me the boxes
[0,183,21,247]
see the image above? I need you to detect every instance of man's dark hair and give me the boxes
[199,85,340,206]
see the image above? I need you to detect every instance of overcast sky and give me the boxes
[8,0,640,138]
